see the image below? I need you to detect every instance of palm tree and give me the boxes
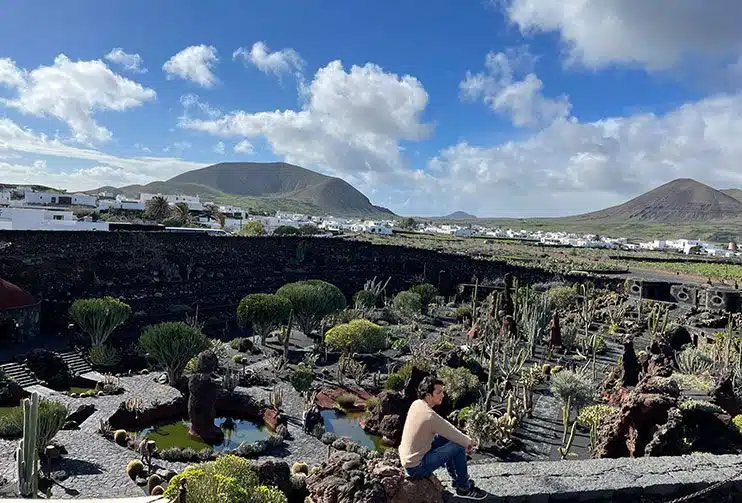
[205,204,226,229]
[145,195,171,222]
[173,202,193,226]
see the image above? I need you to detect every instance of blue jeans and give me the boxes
[404,435,471,490]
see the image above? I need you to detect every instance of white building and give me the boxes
[0,207,108,231]
[453,228,475,237]
[23,190,97,207]
[0,191,10,206]
[97,194,145,211]
[139,193,204,211]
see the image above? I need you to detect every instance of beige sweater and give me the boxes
[398,399,473,468]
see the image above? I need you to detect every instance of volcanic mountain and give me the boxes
[93,162,395,216]
[445,211,477,220]
[568,178,742,223]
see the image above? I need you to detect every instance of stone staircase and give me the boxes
[58,350,93,376]
[0,361,38,388]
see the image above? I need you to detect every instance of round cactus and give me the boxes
[114,430,128,446]
[126,459,145,479]
[291,461,309,475]
[147,474,163,495]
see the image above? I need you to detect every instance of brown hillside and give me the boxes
[721,188,742,203]
[92,162,394,217]
[570,178,742,223]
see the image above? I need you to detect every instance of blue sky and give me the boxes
[1,0,742,217]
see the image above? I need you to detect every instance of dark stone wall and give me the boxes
[0,231,617,338]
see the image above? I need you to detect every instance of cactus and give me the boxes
[278,309,294,359]
[17,392,40,497]
[147,473,163,495]
[558,421,578,459]
[222,365,238,393]
[126,459,145,479]
[113,429,128,446]
[291,461,309,475]
[561,395,572,444]
[269,386,284,410]
[647,304,668,340]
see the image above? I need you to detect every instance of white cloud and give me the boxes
[0,55,155,143]
[213,141,225,154]
[180,93,221,118]
[424,91,742,215]
[180,60,432,190]
[104,48,146,73]
[504,0,742,72]
[460,47,571,127]
[234,139,254,154]
[233,42,305,77]
[0,57,25,87]
[0,118,203,189]
[163,45,219,88]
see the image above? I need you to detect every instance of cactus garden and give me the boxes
[3,267,742,501]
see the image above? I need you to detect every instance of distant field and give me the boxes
[346,232,742,281]
[426,216,742,243]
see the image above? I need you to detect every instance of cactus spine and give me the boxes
[17,392,40,498]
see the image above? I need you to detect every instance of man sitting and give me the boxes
[398,377,487,500]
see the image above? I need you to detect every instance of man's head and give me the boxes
[418,376,445,407]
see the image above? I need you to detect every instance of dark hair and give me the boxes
[417,377,444,399]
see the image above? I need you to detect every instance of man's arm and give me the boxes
[431,410,472,448]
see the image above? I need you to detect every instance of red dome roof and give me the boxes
[0,280,37,309]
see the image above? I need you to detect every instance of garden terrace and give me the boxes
[0,231,621,338]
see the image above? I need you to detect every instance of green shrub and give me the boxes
[273,225,300,236]
[237,294,292,344]
[391,337,409,352]
[577,405,617,430]
[69,296,131,348]
[0,408,22,438]
[392,291,423,316]
[409,283,439,313]
[276,280,347,338]
[0,369,23,407]
[365,396,380,411]
[230,337,254,352]
[733,415,742,434]
[453,305,473,322]
[457,406,472,423]
[437,366,479,405]
[324,319,386,354]
[26,349,72,391]
[385,373,406,391]
[545,285,579,311]
[163,454,287,503]
[239,220,267,236]
[336,393,358,409]
[353,289,377,309]
[139,322,209,385]
[678,400,726,414]
[89,345,121,369]
[289,364,314,394]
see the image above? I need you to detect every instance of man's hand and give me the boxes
[466,441,477,454]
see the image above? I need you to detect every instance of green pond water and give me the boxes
[321,409,388,451]
[136,417,269,451]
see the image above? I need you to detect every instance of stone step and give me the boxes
[0,362,39,388]
[57,350,94,376]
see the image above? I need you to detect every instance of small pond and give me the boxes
[136,417,269,451]
[68,377,99,395]
[321,409,387,451]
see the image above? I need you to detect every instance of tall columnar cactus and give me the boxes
[647,304,668,340]
[17,392,40,498]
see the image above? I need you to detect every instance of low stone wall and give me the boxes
[463,453,742,502]
[0,231,620,338]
